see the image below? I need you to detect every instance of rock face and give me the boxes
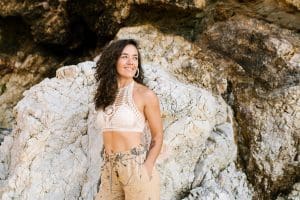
[0,62,94,199]
[204,15,300,90]
[0,1,300,199]
[0,0,70,44]
[235,84,299,198]
[276,182,300,200]
[1,0,298,46]
[287,182,300,200]
[0,0,206,45]
[201,15,300,199]
[142,64,253,200]
[1,0,300,130]
[116,24,300,199]
[0,59,253,199]
[285,0,300,10]
[182,163,252,200]
[0,16,66,129]
[0,48,60,128]
[0,128,11,145]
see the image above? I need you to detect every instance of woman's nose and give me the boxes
[126,57,134,64]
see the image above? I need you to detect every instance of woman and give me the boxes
[94,39,163,200]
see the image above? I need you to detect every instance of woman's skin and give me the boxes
[102,44,163,177]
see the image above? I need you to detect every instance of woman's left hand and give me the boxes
[143,160,154,178]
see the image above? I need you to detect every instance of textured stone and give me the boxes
[115,24,222,91]
[0,6,299,199]
[0,60,253,199]
[0,62,95,199]
[204,15,300,90]
[1,0,300,131]
[141,65,244,200]
[0,0,69,44]
[0,53,59,128]
[0,0,206,45]
[285,0,300,10]
[0,128,11,145]
[195,15,300,197]
[276,182,300,200]
[0,16,64,128]
[235,84,300,198]
[182,163,253,200]
[287,182,300,200]
[116,23,300,199]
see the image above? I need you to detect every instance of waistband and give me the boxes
[103,144,147,161]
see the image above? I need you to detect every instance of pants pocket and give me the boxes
[142,164,154,182]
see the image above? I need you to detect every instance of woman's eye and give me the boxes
[120,55,138,61]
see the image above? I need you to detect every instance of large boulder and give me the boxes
[116,22,300,199]
[1,0,300,133]
[0,58,253,199]
[1,15,299,199]
[0,17,62,128]
[201,15,300,198]
[0,62,94,199]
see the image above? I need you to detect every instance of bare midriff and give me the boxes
[102,131,142,154]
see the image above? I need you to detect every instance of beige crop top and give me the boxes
[96,81,146,133]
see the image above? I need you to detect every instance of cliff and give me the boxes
[0,0,299,199]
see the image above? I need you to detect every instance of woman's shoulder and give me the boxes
[135,82,159,103]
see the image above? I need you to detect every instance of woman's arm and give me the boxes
[143,90,163,174]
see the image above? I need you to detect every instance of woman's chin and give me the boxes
[118,74,134,79]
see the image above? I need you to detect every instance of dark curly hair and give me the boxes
[94,39,144,110]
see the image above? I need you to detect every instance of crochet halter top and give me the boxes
[96,81,146,133]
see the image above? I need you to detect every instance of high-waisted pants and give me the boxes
[95,145,160,200]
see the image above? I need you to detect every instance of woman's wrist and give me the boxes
[143,159,154,168]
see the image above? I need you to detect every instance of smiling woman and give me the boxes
[116,45,139,79]
[94,39,163,200]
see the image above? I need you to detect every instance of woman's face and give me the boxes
[116,44,139,79]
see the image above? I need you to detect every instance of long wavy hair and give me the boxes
[94,39,144,110]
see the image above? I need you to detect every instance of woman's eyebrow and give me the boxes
[121,53,138,56]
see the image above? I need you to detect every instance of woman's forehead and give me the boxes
[121,44,138,55]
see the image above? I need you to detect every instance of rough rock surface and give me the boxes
[0,0,206,45]
[0,128,11,145]
[276,182,300,200]
[115,24,222,92]
[0,0,70,44]
[204,15,300,90]
[287,182,300,200]
[182,163,252,200]
[0,17,65,128]
[201,15,300,198]
[0,62,94,199]
[0,1,299,199]
[0,59,253,199]
[285,0,300,10]
[1,0,298,46]
[139,64,252,200]
[0,50,60,128]
[234,83,299,198]
[116,23,300,199]
[1,0,300,130]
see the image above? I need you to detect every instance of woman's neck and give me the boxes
[117,78,134,89]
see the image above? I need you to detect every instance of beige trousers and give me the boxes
[95,145,160,200]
